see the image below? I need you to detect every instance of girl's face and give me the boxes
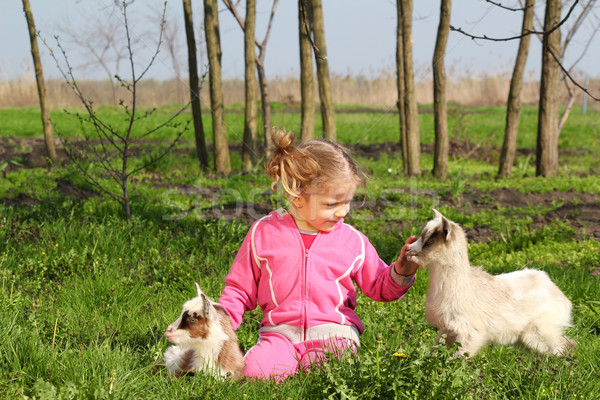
[292,181,357,233]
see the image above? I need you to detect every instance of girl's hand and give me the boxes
[394,236,419,276]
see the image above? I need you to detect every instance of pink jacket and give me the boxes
[218,209,415,345]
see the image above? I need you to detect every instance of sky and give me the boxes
[1,0,599,84]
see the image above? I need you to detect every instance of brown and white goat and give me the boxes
[163,283,245,378]
[406,209,573,357]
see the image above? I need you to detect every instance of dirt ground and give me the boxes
[1,136,599,245]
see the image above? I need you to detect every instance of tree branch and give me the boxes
[299,0,325,60]
[222,0,260,47]
[222,0,279,60]
[260,0,279,55]
[451,0,599,102]
[560,0,597,60]
[548,45,600,101]
[484,0,530,12]
[450,0,580,41]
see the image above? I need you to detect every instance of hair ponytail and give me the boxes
[266,128,320,198]
[265,127,363,199]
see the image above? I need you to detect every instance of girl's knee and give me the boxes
[299,337,357,366]
[242,332,299,380]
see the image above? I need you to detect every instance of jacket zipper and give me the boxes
[302,247,309,342]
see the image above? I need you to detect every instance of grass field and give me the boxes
[1,104,599,399]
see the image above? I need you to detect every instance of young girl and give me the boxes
[218,129,418,380]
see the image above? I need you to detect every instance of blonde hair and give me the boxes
[265,128,363,199]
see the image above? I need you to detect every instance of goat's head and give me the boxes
[406,209,461,267]
[165,283,216,345]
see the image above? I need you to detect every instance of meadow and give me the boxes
[1,103,599,399]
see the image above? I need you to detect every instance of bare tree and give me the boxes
[451,0,599,178]
[223,0,279,150]
[148,3,184,104]
[527,0,598,134]
[45,1,190,220]
[204,0,231,174]
[22,0,57,165]
[242,0,259,171]
[310,0,336,141]
[536,0,562,177]
[56,9,132,106]
[299,0,315,141]
[432,0,451,180]
[399,0,421,176]
[256,2,278,149]
[450,1,593,91]
[182,0,209,168]
[396,0,408,174]
[498,0,535,178]
[556,0,599,133]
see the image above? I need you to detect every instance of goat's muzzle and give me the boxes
[165,324,176,341]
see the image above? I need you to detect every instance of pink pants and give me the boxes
[243,332,356,381]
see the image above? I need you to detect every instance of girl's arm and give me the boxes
[353,234,415,302]
[218,230,262,330]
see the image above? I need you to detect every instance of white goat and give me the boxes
[163,283,245,378]
[406,209,573,357]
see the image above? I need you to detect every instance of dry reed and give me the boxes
[0,67,593,109]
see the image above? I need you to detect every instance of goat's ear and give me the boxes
[201,293,212,317]
[441,216,452,240]
[433,209,452,240]
[195,282,203,297]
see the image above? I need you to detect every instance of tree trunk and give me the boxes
[498,0,534,178]
[256,60,272,149]
[400,0,420,176]
[299,0,315,141]
[536,0,561,177]
[242,0,258,171]
[310,0,336,141]
[22,0,57,166]
[432,0,451,180]
[222,0,278,151]
[396,0,408,174]
[255,1,278,151]
[182,0,208,169]
[204,0,231,174]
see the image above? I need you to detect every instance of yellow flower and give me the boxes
[393,352,407,359]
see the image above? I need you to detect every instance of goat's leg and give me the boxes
[164,346,196,376]
[436,330,457,346]
[520,324,558,354]
[554,336,575,356]
[536,324,574,356]
[455,332,486,357]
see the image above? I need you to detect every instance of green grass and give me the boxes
[1,104,599,398]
